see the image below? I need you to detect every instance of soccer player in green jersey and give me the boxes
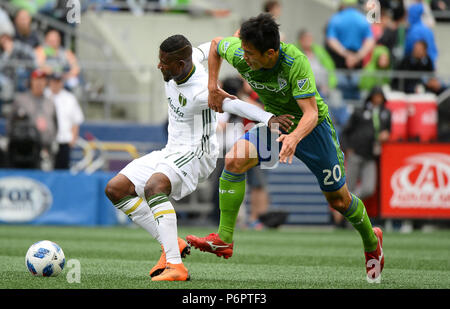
[186,13,384,283]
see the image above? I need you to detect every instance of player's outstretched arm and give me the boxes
[208,37,236,113]
[222,98,294,132]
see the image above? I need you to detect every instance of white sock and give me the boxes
[114,196,161,244]
[147,194,182,264]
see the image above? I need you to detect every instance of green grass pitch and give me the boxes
[1,224,449,289]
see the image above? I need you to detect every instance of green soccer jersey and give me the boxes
[217,37,329,132]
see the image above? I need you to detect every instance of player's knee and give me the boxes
[328,197,346,213]
[325,192,350,214]
[105,178,126,203]
[224,153,250,174]
[144,174,171,200]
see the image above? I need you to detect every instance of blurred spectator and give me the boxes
[375,1,408,68]
[263,0,281,19]
[7,69,57,169]
[35,29,81,91]
[326,0,375,101]
[337,86,391,227]
[379,0,406,22]
[0,7,15,37]
[263,0,286,41]
[405,0,436,27]
[326,0,375,70]
[431,0,449,10]
[45,71,84,169]
[392,40,434,93]
[376,8,404,68]
[430,0,450,22]
[10,0,57,16]
[359,45,391,92]
[297,29,337,98]
[13,9,41,48]
[404,2,438,67]
[0,30,37,104]
[425,76,448,95]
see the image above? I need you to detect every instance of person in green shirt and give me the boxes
[296,29,338,97]
[186,13,384,283]
[359,45,392,93]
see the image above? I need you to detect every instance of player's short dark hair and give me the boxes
[239,13,280,54]
[160,34,192,59]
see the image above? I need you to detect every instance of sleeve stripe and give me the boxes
[294,92,316,99]
[217,39,222,56]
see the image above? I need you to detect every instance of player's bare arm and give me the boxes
[208,37,236,113]
[277,96,318,164]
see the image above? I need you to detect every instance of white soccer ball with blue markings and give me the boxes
[25,240,65,277]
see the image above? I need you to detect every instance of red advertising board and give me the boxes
[380,143,450,218]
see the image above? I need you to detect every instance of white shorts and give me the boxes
[119,147,217,201]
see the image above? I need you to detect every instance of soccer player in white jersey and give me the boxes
[104,34,294,281]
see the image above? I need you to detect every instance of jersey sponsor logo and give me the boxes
[167,97,184,118]
[297,78,310,91]
[242,73,288,94]
[246,79,285,93]
[178,93,187,107]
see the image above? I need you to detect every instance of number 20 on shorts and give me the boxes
[322,164,342,186]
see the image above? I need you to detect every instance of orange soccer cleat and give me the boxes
[149,237,190,277]
[364,227,384,283]
[186,233,234,259]
[151,262,190,281]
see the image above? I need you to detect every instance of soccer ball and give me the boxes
[25,240,65,277]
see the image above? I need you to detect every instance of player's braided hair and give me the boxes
[239,13,280,54]
[160,34,192,60]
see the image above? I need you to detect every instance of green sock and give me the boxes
[343,193,378,252]
[217,170,246,243]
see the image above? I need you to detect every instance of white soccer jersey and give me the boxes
[120,48,218,200]
[163,53,218,159]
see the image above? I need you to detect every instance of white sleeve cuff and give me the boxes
[222,98,274,126]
